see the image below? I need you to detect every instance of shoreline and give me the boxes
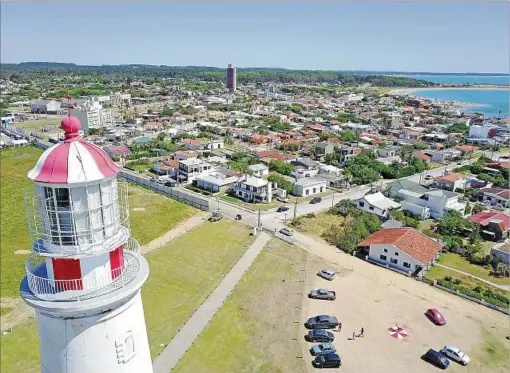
[390,86,509,96]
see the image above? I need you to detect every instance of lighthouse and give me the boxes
[20,114,153,373]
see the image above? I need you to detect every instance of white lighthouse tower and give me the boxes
[20,114,153,373]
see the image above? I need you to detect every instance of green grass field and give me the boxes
[144,219,255,358]
[1,219,254,372]
[128,184,196,246]
[437,252,509,286]
[0,147,44,298]
[172,239,306,373]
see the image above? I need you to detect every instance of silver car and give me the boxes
[441,345,470,365]
[317,270,336,281]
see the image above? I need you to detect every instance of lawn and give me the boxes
[468,321,510,373]
[425,266,509,299]
[143,219,255,358]
[16,118,61,131]
[172,238,307,373]
[0,147,43,298]
[0,219,255,372]
[128,184,196,245]
[289,210,346,241]
[437,252,509,286]
[417,219,435,233]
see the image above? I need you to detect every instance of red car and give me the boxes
[426,308,446,325]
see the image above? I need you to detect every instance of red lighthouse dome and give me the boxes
[27,115,120,184]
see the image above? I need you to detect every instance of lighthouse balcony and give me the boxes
[24,237,141,301]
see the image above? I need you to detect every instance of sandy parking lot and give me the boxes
[301,254,509,373]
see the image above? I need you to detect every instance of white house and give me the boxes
[291,167,320,179]
[433,172,470,192]
[357,192,401,219]
[358,228,443,276]
[205,139,225,150]
[177,158,213,185]
[195,172,240,194]
[31,100,61,114]
[293,177,327,197]
[233,175,273,203]
[248,164,269,177]
[388,180,465,219]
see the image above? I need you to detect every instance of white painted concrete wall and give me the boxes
[368,244,423,273]
[36,291,152,373]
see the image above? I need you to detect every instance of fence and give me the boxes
[118,170,210,211]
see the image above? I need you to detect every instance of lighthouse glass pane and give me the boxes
[101,181,115,238]
[42,187,61,245]
[54,188,76,245]
[71,186,92,245]
[87,184,104,241]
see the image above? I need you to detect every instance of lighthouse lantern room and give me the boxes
[20,114,153,373]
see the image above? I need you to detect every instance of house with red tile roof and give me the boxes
[433,172,469,192]
[357,228,443,276]
[414,151,432,163]
[152,158,179,178]
[253,149,281,159]
[183,138,202,150]
[454,144,479,154]
[468,211,510,241]
[479,187,510,209]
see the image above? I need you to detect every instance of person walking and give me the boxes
[360,327,364,337]
[338,322,342,332]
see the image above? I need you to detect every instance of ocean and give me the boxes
[406,74,509,86]
[407,89,509,118]
[401,74,509,118]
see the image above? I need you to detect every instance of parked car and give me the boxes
[317,269,336,281]
[441,345,470,366]
[276,206,289,212]
[310,197,322,204]
[426,308,446,325]
[310,343,336,356]
[279,228,294,236]
[423,349,450,369]
[313,353,342,368]
[306,329,335,343]
[276,196,290,203]
[309,288,336,300]
[306,315,339,329]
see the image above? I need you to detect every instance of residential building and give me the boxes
[110,93,132,107]
[233,175,273,203]
[388,179,465,218]
[183,138,202,150]
[357,228,443,276]
[195,172,240,194]
[377,146,400,158]
[422,148,461,163]
[357,192,401,219]
[205,139,224,150]
[468,211,510,242]
[152,158,179,178]
[226,63,237,92]
[248,164,269,177]
[433,172,469,192]
[293,177,327,197]
[177,158,213,184]
[292,167,320,179]
[104,145,131,160]
[73,99,112,131]
[468,123,497,139]
[31,99,61,114]
[491,242,510,265]
[313,142,334,156]
[479,187,510,209]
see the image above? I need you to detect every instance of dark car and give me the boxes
[309,288,336,300]
[277,206,289,212]
[423,349,450,369]
[306,315,339,329]
[306,329,335,343]
[426,308,446,325]
[313,353,342,368]
[310,197,322,204]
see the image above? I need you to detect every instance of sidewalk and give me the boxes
[435,263,509,291]
[152,231,271,373]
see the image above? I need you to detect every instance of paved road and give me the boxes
[436,263,510,291]
[152,231,271,373]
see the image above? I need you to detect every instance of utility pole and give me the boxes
[331,194,335,208]
[258,209,261,228]
[293,196,299,220]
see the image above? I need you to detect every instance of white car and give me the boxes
[441,345,470,365]
[279,228,294,236]
[317,270,336,281]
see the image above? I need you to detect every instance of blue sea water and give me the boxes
[407,89,509,118]
[406,74,509,86]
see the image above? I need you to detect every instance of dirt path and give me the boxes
[141,211,209,254]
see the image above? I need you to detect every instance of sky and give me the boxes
[1,1,509,73]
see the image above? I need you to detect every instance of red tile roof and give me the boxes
[255,149,280,158]
[414,151,432,161]
[107,145,131,155]
[481,187,510,199]
[358,228,442,264]
[468,212,510,229]
[434,172,466,182]
[455,145,479,152]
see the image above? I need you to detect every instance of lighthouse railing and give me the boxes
[25,237,141,301]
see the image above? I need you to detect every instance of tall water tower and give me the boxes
[20,114,153,373]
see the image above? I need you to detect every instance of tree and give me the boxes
[437,211,473,236]
[267,173,293,193]
[268,159,294,176]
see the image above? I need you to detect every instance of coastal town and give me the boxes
[1,62,509,373]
